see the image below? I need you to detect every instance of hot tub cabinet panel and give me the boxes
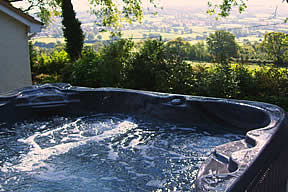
[0,83,287,192]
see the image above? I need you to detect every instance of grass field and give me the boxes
[32,37,65,44]
[32,31,265,47]
[186,61,286,73]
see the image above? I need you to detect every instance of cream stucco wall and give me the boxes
[0,10,32,93]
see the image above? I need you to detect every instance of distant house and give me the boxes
[0,0,42,93]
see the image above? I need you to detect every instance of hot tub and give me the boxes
[0,84,287,191]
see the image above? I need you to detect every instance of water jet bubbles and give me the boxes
[0,114,244,192]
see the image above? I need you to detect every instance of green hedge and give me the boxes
[30,39,288,111]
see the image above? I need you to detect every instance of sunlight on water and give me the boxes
[0,114,244,192]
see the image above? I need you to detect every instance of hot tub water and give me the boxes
[0,114,244,192]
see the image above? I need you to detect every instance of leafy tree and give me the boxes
[8,0,61,25]
[166,37,191,59]
[207,0,247,19]
[260,32,288,65]
[204,64,240,98]
[12,0,157,60]
[70,49,103,87]
[207,0,288,19]
[69,40,135,87]
[206,30,239,64]
[126,39,170,91]
[28,41,37,70]
[31,48,69,75]
[12,0,158,28]
[61,0,84,61]
[101,39,135,86]
[189,41,211,61]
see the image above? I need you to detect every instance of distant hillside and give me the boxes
[32,3,288,48]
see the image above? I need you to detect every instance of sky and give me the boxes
[70,0,288,11]
[69,0,288,17]
[14,0,288,17]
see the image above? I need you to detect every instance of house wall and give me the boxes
[0,10,31,93]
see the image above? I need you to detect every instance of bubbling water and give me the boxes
[0,114,244,192]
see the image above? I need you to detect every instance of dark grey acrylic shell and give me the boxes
[0,83,287,191]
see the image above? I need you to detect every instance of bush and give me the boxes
[70,39,135,87]
[101,39,135,87]
[232,64,256,97]
[34,73,61,84]
[125,39,169,91]
[201,64,240,98]
[30,39,288,111]
[125,39,192,92]
[32,49,70,75]
[254,66,288,97]
[167,58,195,94]
[69,48,103,87]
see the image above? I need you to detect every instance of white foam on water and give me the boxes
[100,177,125,182]
[127,130,144,148]
[107,143,119,160]
[36,166,77,181]
[173,165,195,174]
[0,114,245,192]
[134,142,156,161]
[126,169,153,179]
[168,151,186,160]
[146,179,166,188]
[1,118,138,173]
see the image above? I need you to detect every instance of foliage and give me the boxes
[206,0,288,23]
[206,30,239,64]
[14,0,157,29]
[189,41,211,62]
[100,39,135,86]
[165,39,210,62]
[232,64,256,97]
[125,39,170,91]
[124,39,197,93]
[207,0,247,18]
[30,38,288,111]
[11,0,61,25]
[166,37,191,59]
[61,0,84,61]
[260,32,288,66]
[88,0,158,30]
[254,66,288,97]
[30,48,70,83]
[34,73,61,84]
[69,39,135,87]
[29,41,37,70]
[205,64,240,98]
[69,48,103,87]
